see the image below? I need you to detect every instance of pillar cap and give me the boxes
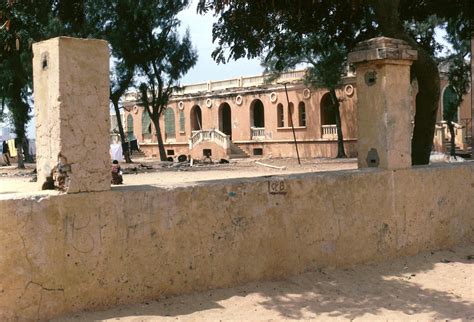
[348,37,417,64]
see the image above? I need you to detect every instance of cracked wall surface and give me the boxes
[348,38,417,170]
[33,37,111,193]
[0,163,473,320]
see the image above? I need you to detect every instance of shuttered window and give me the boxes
[127,115,134,141]
[142,110,151,134]
[165,108,176,139]
[179,110,185,132]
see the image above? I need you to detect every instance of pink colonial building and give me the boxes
[121,66,472,161]
[122,70,359,160]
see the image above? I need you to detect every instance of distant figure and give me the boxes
[2,141,10,166]
[111,159,123,185]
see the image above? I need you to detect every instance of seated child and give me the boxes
[111,160,123,185]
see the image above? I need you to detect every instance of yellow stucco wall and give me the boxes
[0,163,473,320]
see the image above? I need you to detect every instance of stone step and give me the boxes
[229,143,249,158]
[229,153,250,159]
[130,150,146,158]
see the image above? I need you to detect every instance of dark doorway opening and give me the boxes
[191,105,202,131]
[320,93,336,125]
[219,103,232,138]
[251,99,265,127]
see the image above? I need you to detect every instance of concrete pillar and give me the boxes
[348,37,417,170]
[33,37,110,193]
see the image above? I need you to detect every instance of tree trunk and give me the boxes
[12,104,26,169]
[111,98,132,163]
[152,117,167,161]
[22,138,32,163]
[370,0,440,165]
[447,120,456,158]
[330,88,347,158]
[16,137,25,169]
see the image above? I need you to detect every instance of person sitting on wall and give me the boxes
[2,140,11,166]
[111,160,123,185]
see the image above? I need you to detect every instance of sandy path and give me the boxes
[55,245,474,321]
[0,158,357,196]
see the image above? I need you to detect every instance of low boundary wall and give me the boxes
[0,163,473,320]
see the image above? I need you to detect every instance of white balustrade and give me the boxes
[210,78,240,91]
[242,75,265,87]
[251,127,265,140]
[322,125,338,139]
[189,129,230,150]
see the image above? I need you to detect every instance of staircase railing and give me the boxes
[189,129,230,150]
[440,121,467,150]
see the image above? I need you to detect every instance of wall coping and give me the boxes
[1,162,472,201]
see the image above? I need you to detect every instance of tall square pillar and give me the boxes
[348,37,417,170]
[33,37,111,193]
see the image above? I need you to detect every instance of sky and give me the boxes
[177,1,263,84]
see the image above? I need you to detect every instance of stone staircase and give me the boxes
[229,142,249,159]
[444,138,472,159]
[130,150,146,159]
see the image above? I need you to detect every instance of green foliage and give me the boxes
[198,0,471,164]
[444,14,471,113]
[0,0,55,140]
[104,0,198,160]
[442,85,458,121]
[1,0,197,165]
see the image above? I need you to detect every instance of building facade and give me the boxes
[121,67,471,160]
[122,70,358,160]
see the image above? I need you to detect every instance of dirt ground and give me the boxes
[0,157,357,196]
[2,158,473,320]
[54,245,474,321]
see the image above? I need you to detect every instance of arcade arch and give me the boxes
[190,105,203,131]
[250,99,265,128]
[320,93,336,125]
[218,102,232,137]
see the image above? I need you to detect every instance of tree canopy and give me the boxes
[197,0,472,164]
[1,0,197,165]
[111,0,198,161]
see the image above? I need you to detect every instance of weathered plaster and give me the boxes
[0,163,472,320]
[349,37,417,170]
[33,37,110,193]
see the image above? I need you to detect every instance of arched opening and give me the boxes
[442,85,459,122]
[277,103,284,127]
[164,107,176,139]
[250,99,265,128]
[298,102,306,126]
[126,114,134,141]
[218,103,232,137]
[190,105,202,131]
[320,93,336,125]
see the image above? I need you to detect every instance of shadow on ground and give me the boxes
[56,245,474,321]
